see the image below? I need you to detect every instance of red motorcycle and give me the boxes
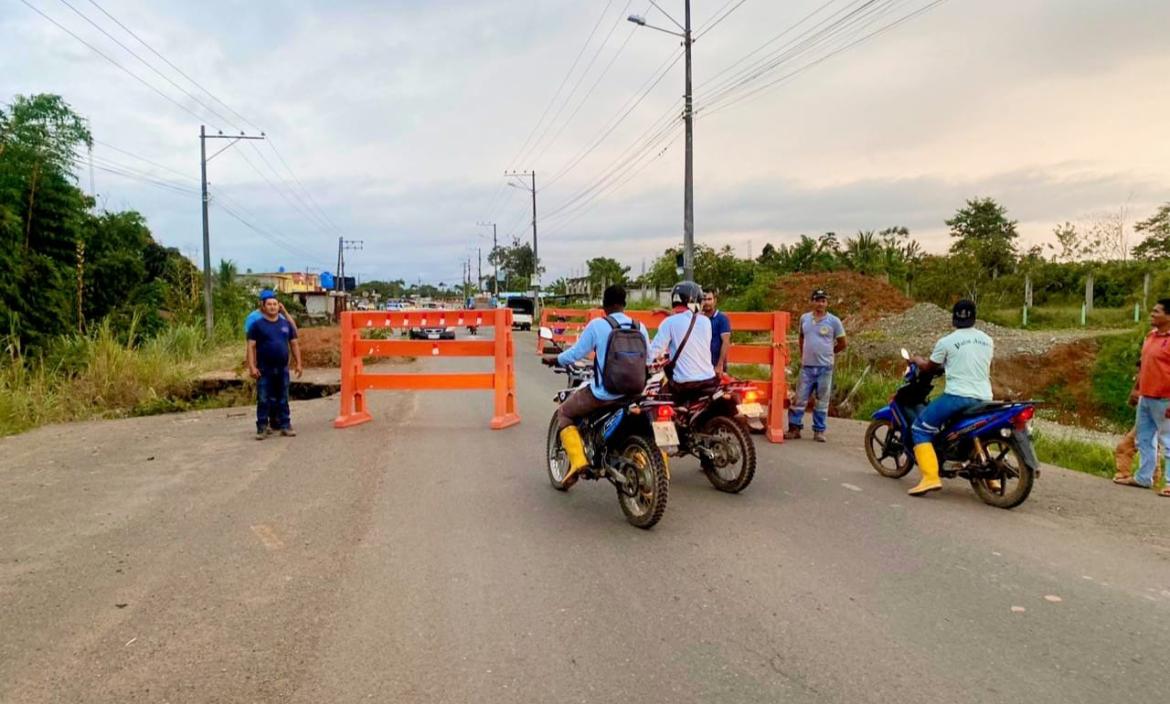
[647,372,761,493]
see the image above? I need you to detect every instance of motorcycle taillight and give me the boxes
[1012,406,1035,430]
[655,404,674,421]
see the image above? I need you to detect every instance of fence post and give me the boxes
[491,307,521,429]
[333,311,373,428]
[766,311,789,443]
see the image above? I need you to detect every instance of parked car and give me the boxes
[507,296,535,331]
[409,325,456,340]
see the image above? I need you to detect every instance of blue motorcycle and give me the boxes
[864,349,1040,509]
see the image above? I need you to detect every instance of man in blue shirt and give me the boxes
[542,286,649,483]
[649,282,717,404]
[786,289,846,442]
[703,291,732,372]
[246,290,303,440]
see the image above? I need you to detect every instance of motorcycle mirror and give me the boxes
[900,348,910,360]
[539,326,554,340]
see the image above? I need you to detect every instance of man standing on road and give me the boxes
[1115,298,1170,496]
[542,286,649,485]
[247,290,303,440]
[786,289,846,442]
[703,291,732,373]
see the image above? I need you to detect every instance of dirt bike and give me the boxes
[864,348,1040,509]
[644,371,761,493]
[541,329,675,529]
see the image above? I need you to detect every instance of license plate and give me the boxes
[737,402,764,418]
[652,421,679,447]
[427,333,440,340]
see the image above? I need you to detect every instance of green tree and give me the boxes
[489,238,542,290]
[1132,203,1170,260]
[946,197,1019,275]
[585,256,629,296]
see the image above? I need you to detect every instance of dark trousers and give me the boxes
[257,368,291,432]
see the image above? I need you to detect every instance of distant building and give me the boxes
[243,272,321,293]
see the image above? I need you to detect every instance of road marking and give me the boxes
[1043,595,1063,603]
[251,524,285,551]
[1011,606,1026,613]
[841,483,863,492]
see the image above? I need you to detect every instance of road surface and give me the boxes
[1,332,1168,703]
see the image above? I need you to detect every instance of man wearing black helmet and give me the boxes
[649,281,717,403]
[906,299,994,496]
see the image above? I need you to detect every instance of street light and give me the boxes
[628,1,694,283]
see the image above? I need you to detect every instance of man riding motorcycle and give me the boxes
[907,299,994,496]
[541,285,650,485]
[649,281,718,405]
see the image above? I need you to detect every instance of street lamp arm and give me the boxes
[628,15,685,38]
[647,0,685,31]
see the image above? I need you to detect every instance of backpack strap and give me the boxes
[665,311,699,378]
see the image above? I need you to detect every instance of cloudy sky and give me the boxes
[4,0,1168,284]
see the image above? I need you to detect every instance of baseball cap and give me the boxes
[810,289,828,300]
[259,289,277,301]
[952,299,977,328]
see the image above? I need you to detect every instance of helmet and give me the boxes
[671,281,704,310]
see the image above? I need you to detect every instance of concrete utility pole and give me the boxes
[505,172,539,295]
[629,1,694,281]
[335,237,363,309]
[477,222,499,297]
[199,125,265,338]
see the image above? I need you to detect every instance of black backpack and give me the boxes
[596,315,648,396]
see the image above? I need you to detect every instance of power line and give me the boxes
[82,0,263,132]
[212,198,331,266]
[695,0,751,39]
[92,139,197,183]
[54,0,238,129]
[231,145,340,239]
[17,0,212,125]
[264,140,348,240]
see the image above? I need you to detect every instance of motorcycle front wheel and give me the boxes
[616,435,669,529]
[700,415,757,493]
[864,420,913,478]
[970,437,1034,509]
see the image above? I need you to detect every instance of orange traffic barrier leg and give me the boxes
[333,312,374,428]
[765,311,789,443]
[492,310,521,429]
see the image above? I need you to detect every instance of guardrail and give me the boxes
[333,308,520,430]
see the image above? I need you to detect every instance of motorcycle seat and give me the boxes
[954,401,1020,418]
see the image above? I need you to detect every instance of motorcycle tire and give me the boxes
[864,420,913,478]
[616,435,669,529]
[700,415,757,493]
[970,437,1035,509]
[546,412,573,491]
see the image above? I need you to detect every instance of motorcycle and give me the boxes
[540,328,675,529]
[646,372,761,493]
[864,348,1040,509]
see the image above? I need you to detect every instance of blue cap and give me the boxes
[259,289,277,301]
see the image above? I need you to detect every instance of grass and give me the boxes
[1031,432,1116,478]
[983,305,1141,330]
[0,320,240,437]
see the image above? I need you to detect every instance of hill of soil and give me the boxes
[768,272,912,329]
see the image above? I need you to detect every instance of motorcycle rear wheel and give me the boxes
[970,437,1034,509]
[546,412,572,491]
[616,435,669,529]
[864,420,912,478]
[700,415,757,493]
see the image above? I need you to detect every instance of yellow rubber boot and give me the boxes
[909,443,943,496]
[559,426,590,484]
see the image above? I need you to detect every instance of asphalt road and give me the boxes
[2,331,1168,704]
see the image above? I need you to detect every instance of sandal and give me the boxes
[1159,487,1170,498]
[1114,476,1152,488]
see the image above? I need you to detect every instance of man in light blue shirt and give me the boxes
[786,289,846,442]
[649,282,717,404]
[542,286,649,483]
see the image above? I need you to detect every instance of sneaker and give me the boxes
[813,431,826,443]
[255,430,267,441]
[280,427,297,437]
[783,428,802,440]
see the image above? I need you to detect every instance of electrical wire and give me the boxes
[695,0,751,39]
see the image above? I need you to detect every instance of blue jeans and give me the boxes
[788,365,833,432]
[257,368,291,432]
[1135,396,1170,487]
[911,393,984,446]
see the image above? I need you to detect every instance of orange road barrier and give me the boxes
[333,308,520,430]
[535,307,592,353]
[547,309,790,443]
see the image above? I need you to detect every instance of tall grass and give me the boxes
[983,305,1140,330]
[0,318,230,437]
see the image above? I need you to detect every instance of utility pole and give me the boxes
[477,221,499,297]
[199,125,265,338]
[335,237,363,309]
[477,247,483,293]
[506,171,539,296]
[629,2,694,281]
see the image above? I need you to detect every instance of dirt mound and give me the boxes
[298,326,343,367]
[769,272,912,328]
[870,302,1014,340]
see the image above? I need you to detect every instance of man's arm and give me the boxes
[246,340,260,378]
[289,339,303,378]
[717,332,731,371]
[556,321,598,366]
[648,322,671,360]
[832,317,846,354]
[833,336,847,354]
